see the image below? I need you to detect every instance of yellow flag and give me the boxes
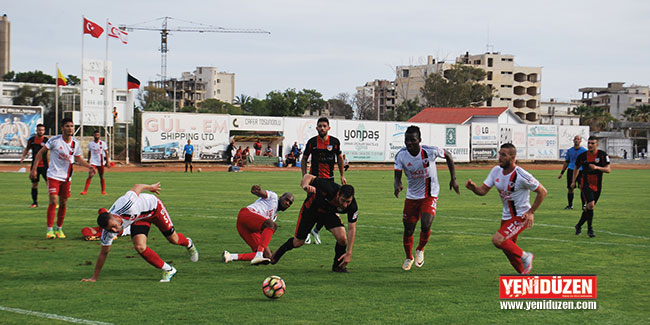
[57,68,68,86]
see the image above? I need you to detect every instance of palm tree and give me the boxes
[572,105,617,131]
[623,105,650,122]
[234,94,251,107]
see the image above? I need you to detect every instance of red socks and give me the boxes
[101,178,106,192]
[83,178,91,192]
[47,204,56,227]
[56,205,66,227]
[138,247,164,269]
[175,233,190,247]
[403,234,414,259]
[257,227,275,253]
[499,240,523,273]
[237,252,256,261]
[416,229,431,251]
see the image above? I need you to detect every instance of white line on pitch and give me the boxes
[0,306,113,325]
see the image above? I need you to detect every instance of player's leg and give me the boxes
[152,200,198,262]
[251,219,277,264]
[271,206,313,264]
[494,217,532,274]
[131,225,176,282]
[565,169,574,209]
[585,191,600,237]
[309,222,324,245]
[81,168,94,195]
[54,181,71,238]
[415,197,437,267]
[329,226,349,272]
[97,165,106,195]
[576,186,595,235]
[228,209,265,263]
[401,199,420,270]
[30,173,39,207]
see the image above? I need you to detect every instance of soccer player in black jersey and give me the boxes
[271,174,358,272]
[302,117,346,244]
[571,136,611,238]
[20,124,48,208]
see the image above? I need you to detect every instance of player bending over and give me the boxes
[222,185,294,265]
[82,225,130,241]
[271,174,358,273]
[82,182,199,282]
[465,144,547,274]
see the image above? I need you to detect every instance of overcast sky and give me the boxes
[4,0,650,102]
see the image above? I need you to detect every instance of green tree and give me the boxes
[2,70,15,81]
[66,75,81,86]
[420,64,493,107]
[138,86,172,111]
[197,98,244,115]
[12,70,56,84]
[327,93,354,119]
[385,99,422,121]
[354,92,375,120]
[234,94,252,107]
[297,89,326,115]
[572,105,617,131]
[623,105,650,122]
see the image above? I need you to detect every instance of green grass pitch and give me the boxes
[0,168,648,324]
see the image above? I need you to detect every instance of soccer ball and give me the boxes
[197,168,202,172]
[262,275,286,299]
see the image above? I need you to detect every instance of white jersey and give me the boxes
[394,145,446,199]
[483,166,540,220]
[246,190,279,222]
[45,135,82,182]
[101,191,160,246]
[88,140,108,166]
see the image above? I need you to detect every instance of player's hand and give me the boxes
[394,183,403,198]
[522,211,535,229]
[569,182,576,190]
[81,277,97,282]
[251,185,262,195]
[303,185,316,194]
[340,175,347,185]
[149,182,161,195]
[465,179,477,191]
[587,163,595,170]
[557,173,563,179]
[88,166,96,177]
[106,162,111,168]
[450,179,460,195]
[29,169,37,180]
[337,253,351,267]
[20,157,25,163]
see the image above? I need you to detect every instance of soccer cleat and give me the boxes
[101,191,107,195]
[251,256,271,265]
[160,266,177,282]
[186,238,199,262]
[55,229,66,239]
[402,258,414,271]
[84,236,100,241]
[29,204,38,208]
[414,250,424,268]
[575,226,582,235]
[46,230,56,239]
[80,191,87,195]
[305,234,312,245]
[332,265,349,273]
[564,205,573,210]
[221,250,232,263]
[310,229,321,245]
[587,229,595,238]
[521,252,534,274]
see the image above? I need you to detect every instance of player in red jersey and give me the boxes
[222,185,294,265]
[82,182,199,282]
[571,136,611,238]
[20,123,48,208]
[81,130,110,195]
[394,125,459,270]
[30,118,95,239]
[465,143,547,274]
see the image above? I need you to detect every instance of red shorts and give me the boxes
[92,164,105,176]
[236,207,267,251]
[402,197,438,223]
[132,199,174,235]
[498,216,526,241]
[47,178,71,197]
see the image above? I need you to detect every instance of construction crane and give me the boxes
[120,17,270,82]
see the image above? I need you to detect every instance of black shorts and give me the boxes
[581,186,601,205]
[31,166,48,183]
[566,169,581,189]
[294,207,344,240]
[184,154,193,163]
[130,223,175,238]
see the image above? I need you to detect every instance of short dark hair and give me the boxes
[93,130,100,134]
[500,143,517,155]
[36,123,44,128]
[317,117,329,125]
[97,211,111,229]
[405,125,421,139]
[588,136,598,141]
[339,184,355,198]
[61,117,73,126]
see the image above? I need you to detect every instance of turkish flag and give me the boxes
[83,17,104,38]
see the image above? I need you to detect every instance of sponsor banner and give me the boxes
[282,117,338,156]
[82,59,113,127]
[141,112,229,161]
[229,115,282,132]
[558,126,589,159]
[499,124,527,159]
[527,125,558,160]
[500,275,597,300]
[0,106,43,161]
[430,124,470,163]
[384,122,430,161]
[471,123,499,160]
[337,120,385,162]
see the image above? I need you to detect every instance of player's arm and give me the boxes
[300,153,309,176]
[301,174,317,194]
[394,169,403,198]
[444,150,460,195]
[465,179,491,196]
[337,153,347,185]
[75,154,96,176]
[87,149,92,164]
[250,185,268,198]
[522,183,547,229]
[131,182,161,195]
[337,221,356,267]
[82,245,111,282]
[20,139,31,163]
[570,156,583,189]
[558,161,569,179]
[29,146,48,178]
[104,148,110,167]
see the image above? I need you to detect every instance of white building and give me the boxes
[183,66,235,104]
[539,98,581,126]
[579,82,650,120]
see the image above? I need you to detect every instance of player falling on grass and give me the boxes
[465,143,547,274]
[271,174,357,273]
[82,225,130,241]
[30,118,95,239]
[302,117,346,245]
[393,125,459,271]
[20,123,48,208]
[222,185,294,265]
[571,136,610,238]
[81,182,199,282]
[81,130,110,195]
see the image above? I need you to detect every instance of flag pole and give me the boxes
[80,15,85,144]
[126,68,130,164]
[55,63,59,135]
[104,18,109,145]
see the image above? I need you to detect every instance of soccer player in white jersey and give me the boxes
[30,118,96,239]
[465,143,547,274]
[81,182,199,282]
[81,130,110,195]
[222,185,294,265]
[394,126,460,271]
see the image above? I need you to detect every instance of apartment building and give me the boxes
[539,98,580,126]
[355,79,396,120]
[579,82,650,120]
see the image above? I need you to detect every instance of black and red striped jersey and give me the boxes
[304,135,341,180]
[303,178,358,223]
[576,150,610,192]
[27,135,48,167]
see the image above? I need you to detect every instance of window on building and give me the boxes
[501,71,513,75]
[487,71,493,81]
[402,70,409,78]
[488,58,493,67]
[214,81,216,85]
[487,98,492,107]
[570,120,574,125]
[474,60,481,65]
[217,89,221,94]
[217,79,221,83]
[115,95,127,102]
[214,91,216,96]
[560,120,564,125]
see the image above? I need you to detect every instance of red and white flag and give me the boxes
[107,22,128,44]
[83,17,104,38]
